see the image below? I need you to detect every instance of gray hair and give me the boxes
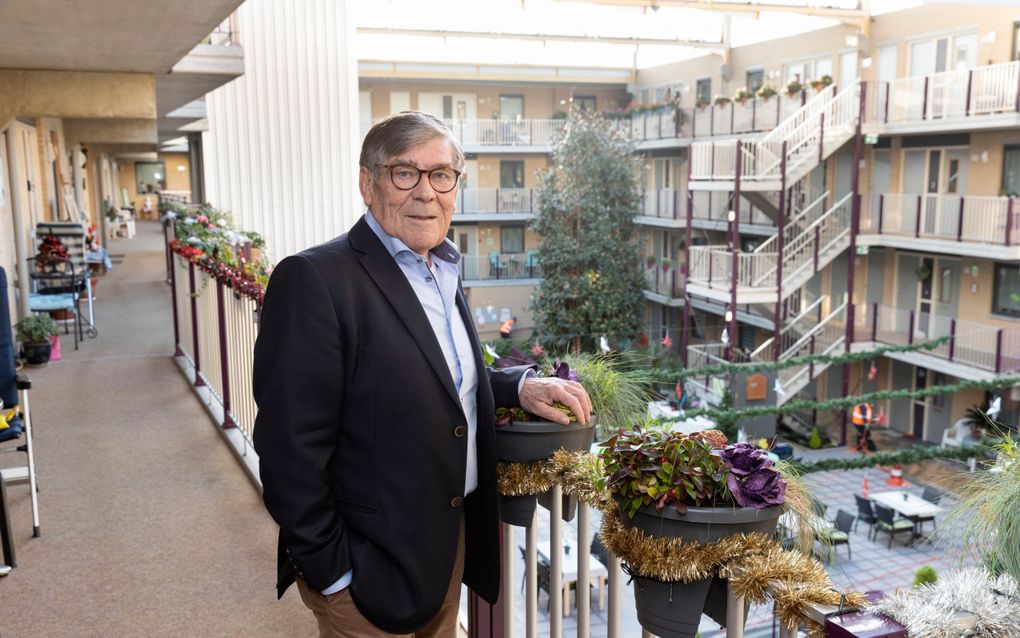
[359,111,465,175]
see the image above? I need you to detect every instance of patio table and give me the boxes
[536,540,609,616]
[872,490,943,543]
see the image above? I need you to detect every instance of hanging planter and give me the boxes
[602,428,788,638]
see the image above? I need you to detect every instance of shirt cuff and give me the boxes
[517,368,537,397]
[321,569,353,596]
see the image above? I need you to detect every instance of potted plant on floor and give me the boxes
[491,350,648,526]
[15,315,59,366]
[600,426,787,637]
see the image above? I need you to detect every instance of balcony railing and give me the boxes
[862,193,1020,246]
[460,252,541,281]
[444,119,566,146]
[643,262,682,297]
[167,229,260,447]
[854,302,1020,373]
[207,12,241,46]
[456,188,538,215]
[868,60,1020,125]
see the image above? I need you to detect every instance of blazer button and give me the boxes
[450,496,464,508]
[454,425,466,437]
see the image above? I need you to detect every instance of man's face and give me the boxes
[359,136,459,256]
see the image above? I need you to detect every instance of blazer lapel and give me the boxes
[456,285,493,418]
[350,218,462,411]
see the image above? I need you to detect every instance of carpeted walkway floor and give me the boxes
[0,221,313,637]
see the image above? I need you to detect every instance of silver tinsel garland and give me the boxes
[874,569,1020,637]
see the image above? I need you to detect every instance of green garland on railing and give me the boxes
[794,443,992,474]
[668,374,1020,423]
[647,336,951,381]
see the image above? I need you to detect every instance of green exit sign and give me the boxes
[865,134,879,145]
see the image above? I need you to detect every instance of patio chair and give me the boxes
[810,497,829,521]
[873,503,914,548]
[526,250,540,277]
[27,256,83,350]
[489,252,507,278]
[0,266,40,543]
[921,485,944,504]
[820,509,854,562]
[35,222,98,338]
[854,494,878,540]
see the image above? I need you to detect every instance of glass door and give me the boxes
[911,366,928,440]
[915,256,935,339]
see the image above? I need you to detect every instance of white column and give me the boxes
[203,0,361,261]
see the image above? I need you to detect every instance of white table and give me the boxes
[872,490,943,543]
[535,540,609,616]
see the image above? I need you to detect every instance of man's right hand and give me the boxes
[518,376,593,426]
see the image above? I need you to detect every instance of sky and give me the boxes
[351,0,924,69]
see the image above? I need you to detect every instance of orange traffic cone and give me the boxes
[887,464,905,487]
[862,475,870,498]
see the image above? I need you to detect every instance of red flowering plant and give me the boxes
[600,424,787,519]
[35,234,70,270]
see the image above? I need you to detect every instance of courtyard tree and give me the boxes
[531,110,646,351]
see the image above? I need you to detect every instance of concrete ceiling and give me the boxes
[0,0,244,74]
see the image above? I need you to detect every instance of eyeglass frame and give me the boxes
[375,163,462,193]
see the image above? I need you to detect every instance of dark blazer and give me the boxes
[252,216,529,634]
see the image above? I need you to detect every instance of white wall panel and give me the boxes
[203,0,360,261]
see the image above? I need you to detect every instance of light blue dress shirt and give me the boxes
[323,212,481,595]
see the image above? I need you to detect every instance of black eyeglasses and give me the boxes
[376,164,461,193]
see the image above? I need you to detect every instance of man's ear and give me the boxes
[358,166,374,208]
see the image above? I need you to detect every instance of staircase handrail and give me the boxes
[752,190,831,255]
[779,301,847,362]
[759,82,838,147]
[748,295,828,360]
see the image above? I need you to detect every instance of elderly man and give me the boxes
[253,111,592,637]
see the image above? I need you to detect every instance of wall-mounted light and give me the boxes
[176,165,186,172]
[845,35,860,48]
[727,210,736,222]
[981,150,989,163]
[861,57,872,69]
[724,310,733,323]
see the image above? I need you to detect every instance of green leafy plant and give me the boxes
[600,425,788,518]
[15,315,58,344]
[942,434,1020,584]
[912,566,938,588]
[756,84,777,99]
[811,74,833,91]
[714,95,732,107]
[732,87,752,103]
[809,427,822,449]
[695,98,710,109]
[785,80,803,96]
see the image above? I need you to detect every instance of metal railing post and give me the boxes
[996,329,1004,373]
[607,555,622,638]
[495,188,500,215]
[813,226,821,273]
[526,514,538,638]
[188,262,204,386]
[965,69,974,116]
[915,195,923,239]
[871,303,879,342]
[169,251,184,357]
[725,580,745,638]
[957,197,965,242]
[922,76,929,120]
[577,504,591,638]
[884,82,890,123]
[878,194,885,233]
[908,310,915,345]
[549,485,563,636]
[809,334,816,381]
[818,112,825,164]
[1007,198,1014,247]
[949,319,956,362]
[216,280,236,429]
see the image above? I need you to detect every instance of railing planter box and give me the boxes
[622,501,783,638]
[495,417,597,527]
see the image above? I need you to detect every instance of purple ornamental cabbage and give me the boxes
[552,360,579,382]
[720,443,787,508]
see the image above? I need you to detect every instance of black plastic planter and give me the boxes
[623,502,782,638]
[494,416,597,463]
[537,489,578,522]
[499,494,537,527]
[22,341,51,366]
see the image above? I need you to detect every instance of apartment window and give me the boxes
[1014,22,1020,61]
[499,95,524,120]
[442,96,453,119]
[500,225,525,254]
[696,78,711,105]
[1004,146,1020,196]
[746,69,764,94]
[932,372,947,409]
[500,160,524,188]
[135,161,166,192]
[574,95,596,112]
[993,262,1020,317]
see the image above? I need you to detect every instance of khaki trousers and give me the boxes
[295,518,466,638]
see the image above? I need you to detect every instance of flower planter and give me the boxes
[494,416,597,463]
[537,489,578,522]
[499,494,538,527]
[623,502,782,638]
[22,341,52,367]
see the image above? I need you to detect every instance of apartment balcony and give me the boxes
[642,262,683,305]
[443,119,565,152]
[454,188,538,221]
[853,303,1020,380]
[633,189,777,235]
[865,60,1020,136]
[859,193,1020,260]
[459,252,542,286]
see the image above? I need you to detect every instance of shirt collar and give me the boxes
[364,211,461,265]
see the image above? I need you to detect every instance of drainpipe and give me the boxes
[5,128,31,320]
[839,81,866,447]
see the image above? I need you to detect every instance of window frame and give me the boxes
[500,224,525,254]
[992,261,1020,318]
[135,161,167,192]
[573,95,596,112]
[745,68,765,94]
[1003,145,1020,197]
[695,78,711,105]
[498,94,525,120]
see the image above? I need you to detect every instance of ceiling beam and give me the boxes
[356,26,724,49]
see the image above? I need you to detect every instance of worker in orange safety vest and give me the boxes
[852,402,874,453]
[499,316,516,340]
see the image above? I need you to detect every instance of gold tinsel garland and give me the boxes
[530,449,867,634]
[496,461,556,496]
